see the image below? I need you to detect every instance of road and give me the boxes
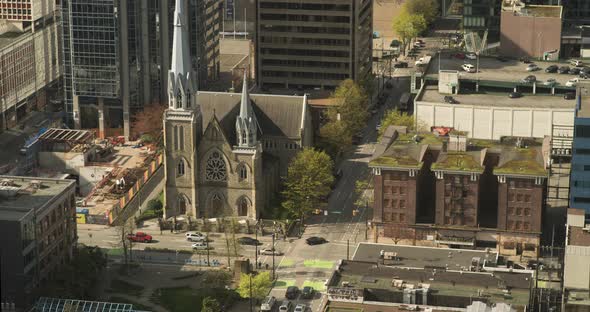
[78,77,410,312]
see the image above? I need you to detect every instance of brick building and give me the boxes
[370,127,548,256]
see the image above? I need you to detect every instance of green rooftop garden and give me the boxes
[431,152,483,172]
[370,154,423,169]
[396,132,444,146]
[494,148,547,176]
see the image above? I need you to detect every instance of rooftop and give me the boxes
[418,85,575,110]
[502,4,562,18]
[494,146,547,177]
[0,176,75,222]
[353,243,498,269]
[432,151,483,173]
[332,260,532,308]
[0,30,27,50]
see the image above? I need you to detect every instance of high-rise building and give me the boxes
[569,83,590,216]
[61,0,221,139]
[462,0,501,41]
[0,0,61,132]
[256,0,372,91]
[0,176,77,308]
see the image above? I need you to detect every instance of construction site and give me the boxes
[20,128,164,225]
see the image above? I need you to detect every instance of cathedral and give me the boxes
[163,0,312,220]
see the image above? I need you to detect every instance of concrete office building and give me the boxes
[462,0,501,41]
[256,0,372,91]
[0,176,77,308]
[570,83,590,216]
[0,0,61,132]
[61,0,221,139]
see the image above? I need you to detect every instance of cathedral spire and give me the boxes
[236,71,258,147]
[168,0,197,111]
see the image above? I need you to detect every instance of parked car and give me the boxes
[545,65,558,73]
[294,304,307,312]
[570,67,581,75]
[522,75,536,83]
[564,92,576,100]
[543,78,557,86]
[581,72,590,79]
[461,63,476,73]
[520,57,532,63]
[186,232,205,242]
[301,286,315,299]
[127,232,152,243]
[260,248,283,256]
[415,57,426,66]
[260,296,276,312]
[509,92,523,99]
[192,242,208,250]
[444,95,459,104]
[238,237,260,245]
[394,61,408,68]
[286,286,299,300]
[496,55,508,62]
[306,236,327,245]
[279,300,293,312]
[416,39,425,45]
[558,66,570,74]
[566,78,580,87]
[526,64,540,72]
[466,52,477,60]
[571,60,584,67]
[453,52,466,59]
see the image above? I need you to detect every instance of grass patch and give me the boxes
[105,248,124,256]
[278,258,295,268]
[108,296,152,311]
[108,279,144,297]
[303,259,335,269]
[152,286,239,312]
[302,280,327,292]
[273,279,296,288]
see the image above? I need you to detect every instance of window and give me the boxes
[576,125,590,137]
[177,159,185,176]
[574,197,590,203]
[508,207,515,215]
[524,208,531,216]
[205,151,227,181]
[173,126,178,150]
[576,148,590,155]
[399,200,406,209]
[399,187,405,195]
[524,194,531,203]
[516,208,522,216]
[179,126,184,151]
[517,194,523,202]
[176,92,183,109]
[399,214,405,222]
[238,164,248,181]
[178,196,187,215]
[238,197,249,216]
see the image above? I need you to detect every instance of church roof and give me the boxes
[198,91,306,143]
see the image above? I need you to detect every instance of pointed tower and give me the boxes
[163,0,202,220]
[235,72,259,147]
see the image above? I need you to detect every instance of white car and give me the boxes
[526,64,540,72]
[294,304,307,312]
[260,248,283,256]
[466,52,477,60]
[543,78,557,86]
[571,60,584,67]
[566,78,580,87]
[186,232,205,242]
[461,64,476,73]
[192,242,208,249]
[415,57,426,66]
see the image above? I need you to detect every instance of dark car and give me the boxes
[238,237,260,245]
[301,286,315,299]
[570,67,581,75]
[453,52,466,60]
[509,92,523,99]
[520,57,532,63]
[564,92,576,100]
[581,66,590,74]
[581,72,590,79]
[444,96,459,104]
[306,236,327,245]
[545,65,558,73]
[522,75,536,83]
[394,61,408,68]
[286,286,299,300]
[496,55,508,62]
[558,66,570,74]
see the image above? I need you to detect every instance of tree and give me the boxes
[404,0,439,25]
[379,109,415,137]
[282,148,334,227]
[237,272,273,300]
[354,179,374,208]
[392,11,427,55]
[131,103,166,138]
[201,297,222,312]
[115,218,135,273]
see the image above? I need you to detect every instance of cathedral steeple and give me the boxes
[168,0,197,111]
[236,71,258,147]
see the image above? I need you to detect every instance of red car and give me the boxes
[127,232,153,243]
[453,53,465,60]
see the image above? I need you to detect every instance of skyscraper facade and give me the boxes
[61,0,221,139]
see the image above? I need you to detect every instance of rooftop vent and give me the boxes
[0,179,14,186]
[448,133,467,152]
[30,180,43,189]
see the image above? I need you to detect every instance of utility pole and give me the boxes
[249,274,253,312]
[272,233,276,280]
[206,233,210,266]
[365,201,369,240]
[255,220,259,268]
[347,240,350,260]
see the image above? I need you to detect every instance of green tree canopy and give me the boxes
[404,0,439,24]
[282,148,334,223]
[379,109,415,137]
[237,272,273,300]
[392,11,427,54]
[201,297,222,312]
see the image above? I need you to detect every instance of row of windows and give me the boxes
[573,180,590,188]
[263,140,300,150]
[383,212,406,223]
[576,125,590,138]
[507,221,531,231]
[383,199,406,209]
[176,154,250,182]
[383,186,406,195]
[508,193,532,203]
[507,207,532,216]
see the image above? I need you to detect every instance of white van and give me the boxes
[260,296,276,311]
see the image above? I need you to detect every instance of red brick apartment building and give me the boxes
[370,127,548,257]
